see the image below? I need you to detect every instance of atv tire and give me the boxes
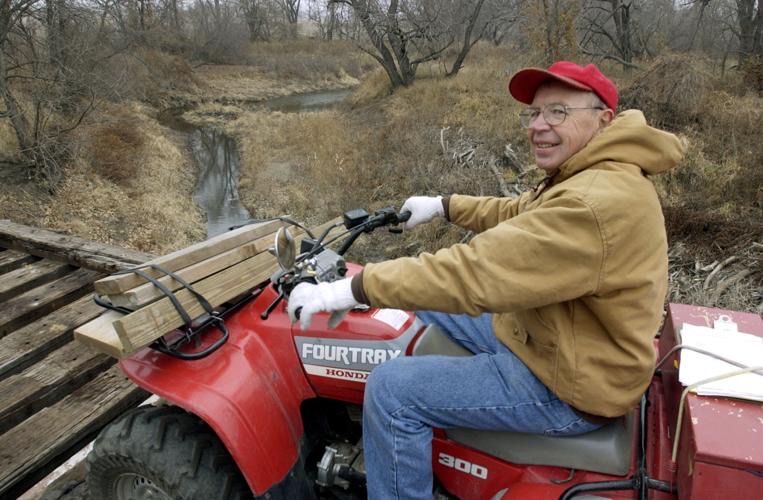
[88,405,252,500]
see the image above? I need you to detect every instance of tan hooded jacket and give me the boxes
[355,110,685,417]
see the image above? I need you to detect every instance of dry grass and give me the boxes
[1,43,759,311]
[620,55,763,223]
[87,111,146,185]
[219,44,536,260]
[215,45,535,239]
[193,64,358,103]
[245,40,376,80]
[39,102,205,254]
[0,122,19,161]
[218,45,760,311]
[96,49,201,106]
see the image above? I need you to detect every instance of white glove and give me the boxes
[287,278,359,331]
[400,196,444,229]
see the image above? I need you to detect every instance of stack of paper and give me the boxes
[678,323,763,402]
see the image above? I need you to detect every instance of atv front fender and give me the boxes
[119,298,316,496]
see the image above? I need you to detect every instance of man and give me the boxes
[287,61,685,499]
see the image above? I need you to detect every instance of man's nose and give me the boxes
[528,112,551,131]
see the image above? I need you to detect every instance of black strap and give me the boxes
[109,263,215,329]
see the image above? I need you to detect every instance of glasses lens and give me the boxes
[519,109,539,128]
[544,104,568,125]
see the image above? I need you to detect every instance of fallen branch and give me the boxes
[488,161,511,197]
[712,269,756,302]
[440,127,450,155]
[703,255,739,290]
[696,259,719,272]
[458,148,475,163]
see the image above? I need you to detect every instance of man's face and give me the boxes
[527,83,612,175]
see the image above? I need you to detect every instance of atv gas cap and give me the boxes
[274,227,296,269]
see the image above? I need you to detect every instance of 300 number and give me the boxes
[438,452,488,479]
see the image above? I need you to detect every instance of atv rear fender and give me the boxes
[118,296,316,495]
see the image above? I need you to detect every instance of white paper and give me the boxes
[678,323,763,402]
[372,309,409,331]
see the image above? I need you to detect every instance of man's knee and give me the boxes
[365,357,411,410]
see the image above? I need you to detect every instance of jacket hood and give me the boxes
[557,109,686,182]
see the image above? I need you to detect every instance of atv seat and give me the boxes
[412,325,634,476]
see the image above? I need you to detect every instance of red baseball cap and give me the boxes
[508,61,618,111]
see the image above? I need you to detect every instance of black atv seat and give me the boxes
[412,325,634,476]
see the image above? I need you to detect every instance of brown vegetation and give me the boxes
[42,102,206,253]
[0,26,759,312]
[207,45,760,313]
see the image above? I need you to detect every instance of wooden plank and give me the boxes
[0,365,148,499]
[96,220,340,357]
[111,253,276,355]
[94,219,283,296]
[0,250,36,274]
[0,259,73,303]
[0,340,113,434]
[0,220,152,274]
[0,269,101,339]
[108,239,265,308]
[73,311,129,359]
[0,295,103,379]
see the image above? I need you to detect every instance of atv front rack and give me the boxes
[94,263,261,360]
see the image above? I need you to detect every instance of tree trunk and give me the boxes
[446,0,486,77]
[736,0,763,90]
[0,48,36,162]
[352,0,407,88]
[172,0,179,30]
[327,2,336,41]
[610,0,633,74]
[688,0,709,51]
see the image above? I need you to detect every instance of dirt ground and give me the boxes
[35,462,88,500]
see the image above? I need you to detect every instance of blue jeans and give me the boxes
[362,311,602,499]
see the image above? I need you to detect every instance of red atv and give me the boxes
[86,208,763,499]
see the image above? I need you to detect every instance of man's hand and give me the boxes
[400,196,444,229]
[287,278,359,330]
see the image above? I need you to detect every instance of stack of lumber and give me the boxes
[75,218,339,359]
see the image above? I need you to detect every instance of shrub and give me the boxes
[87,112,145,186]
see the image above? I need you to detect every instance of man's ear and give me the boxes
[600,108,615,127]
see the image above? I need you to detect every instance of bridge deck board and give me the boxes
[0,259,73,303]
[0,224,153,498]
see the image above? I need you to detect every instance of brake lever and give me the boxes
[261,291,284,320]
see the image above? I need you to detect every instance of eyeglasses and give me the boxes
[518,104,604,128]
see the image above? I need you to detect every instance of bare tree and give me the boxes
[332,0,489,88]
[523,0,580,65]
[276,0,300,36]
[1,0,100,189]
[444,0,487,77]
[579,0,641,72]
[480,0,520,46]
[308,0,345,40]
[240,0,271,40]
[736,0,762,67]
[276,0,300,22]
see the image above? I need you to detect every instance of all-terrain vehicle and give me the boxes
[86,207,763,499]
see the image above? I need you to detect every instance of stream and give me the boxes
[158,89,350,238]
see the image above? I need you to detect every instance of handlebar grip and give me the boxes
[397,211,412,223]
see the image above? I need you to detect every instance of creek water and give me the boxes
[158,89,348,238]
[266,89,351,113]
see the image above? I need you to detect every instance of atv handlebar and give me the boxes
[287,208,410,322]
[335,208,410,256]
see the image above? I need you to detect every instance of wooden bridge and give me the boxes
[0,221,155,498]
